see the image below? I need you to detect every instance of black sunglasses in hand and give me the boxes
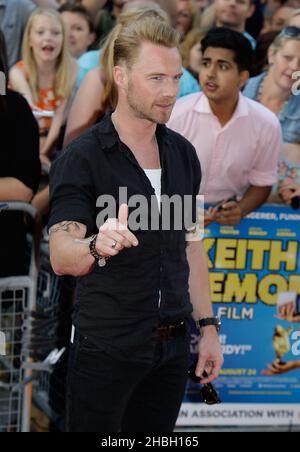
[279,26,300,38]
[188,360,222,405]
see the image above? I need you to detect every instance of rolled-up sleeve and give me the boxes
[48,148,96,236]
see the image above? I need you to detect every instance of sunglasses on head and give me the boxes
[279,26,300,38]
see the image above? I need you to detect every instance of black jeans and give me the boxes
[66,327,190,432]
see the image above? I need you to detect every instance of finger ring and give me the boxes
[111,240,117,249]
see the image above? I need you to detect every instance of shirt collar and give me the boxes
[95,112,119,149]
[96,112,170,151]
[194,92,249,120]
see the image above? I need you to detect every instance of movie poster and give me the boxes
[178,205,300,427]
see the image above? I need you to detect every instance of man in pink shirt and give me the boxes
[168,27,282,226]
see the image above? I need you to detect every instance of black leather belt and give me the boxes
[154,320,186,341]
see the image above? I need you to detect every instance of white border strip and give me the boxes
[177,404,300,426]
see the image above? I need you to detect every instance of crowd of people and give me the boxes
[0,0,300,432]
[1,0,300,341]
[1,1,299,275]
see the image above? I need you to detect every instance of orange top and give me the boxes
[15,60,62,135]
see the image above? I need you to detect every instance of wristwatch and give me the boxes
[89,236,108,268]
[196,317,221,334]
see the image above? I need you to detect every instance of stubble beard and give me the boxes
[127,82,171,125]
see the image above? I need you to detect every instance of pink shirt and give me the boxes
[167,92,282,204]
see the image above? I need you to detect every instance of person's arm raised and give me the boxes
[9,66,34,107]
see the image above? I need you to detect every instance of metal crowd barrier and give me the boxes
[0,202,41,432]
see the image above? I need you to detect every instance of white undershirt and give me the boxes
[144,169,162,212]
[144,169,162,307]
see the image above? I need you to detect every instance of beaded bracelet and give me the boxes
[89,236,109,268]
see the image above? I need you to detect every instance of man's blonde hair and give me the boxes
[101,7,180,110]
[22,8,75,104]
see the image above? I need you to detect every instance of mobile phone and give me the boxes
[215,196,237,212]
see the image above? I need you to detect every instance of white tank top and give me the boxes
[144,169,162,212]
[144,168,162,307]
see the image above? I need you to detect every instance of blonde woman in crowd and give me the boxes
[180,28,207,80]
[9,8,78,164]
[243,27,300,206]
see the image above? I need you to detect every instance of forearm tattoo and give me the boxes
[49,221,81,235]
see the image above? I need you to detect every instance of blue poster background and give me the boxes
[185,205,300,405]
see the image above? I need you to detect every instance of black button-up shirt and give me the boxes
[48,113,201,363]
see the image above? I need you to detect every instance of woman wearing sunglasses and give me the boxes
[243,27,300,207]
